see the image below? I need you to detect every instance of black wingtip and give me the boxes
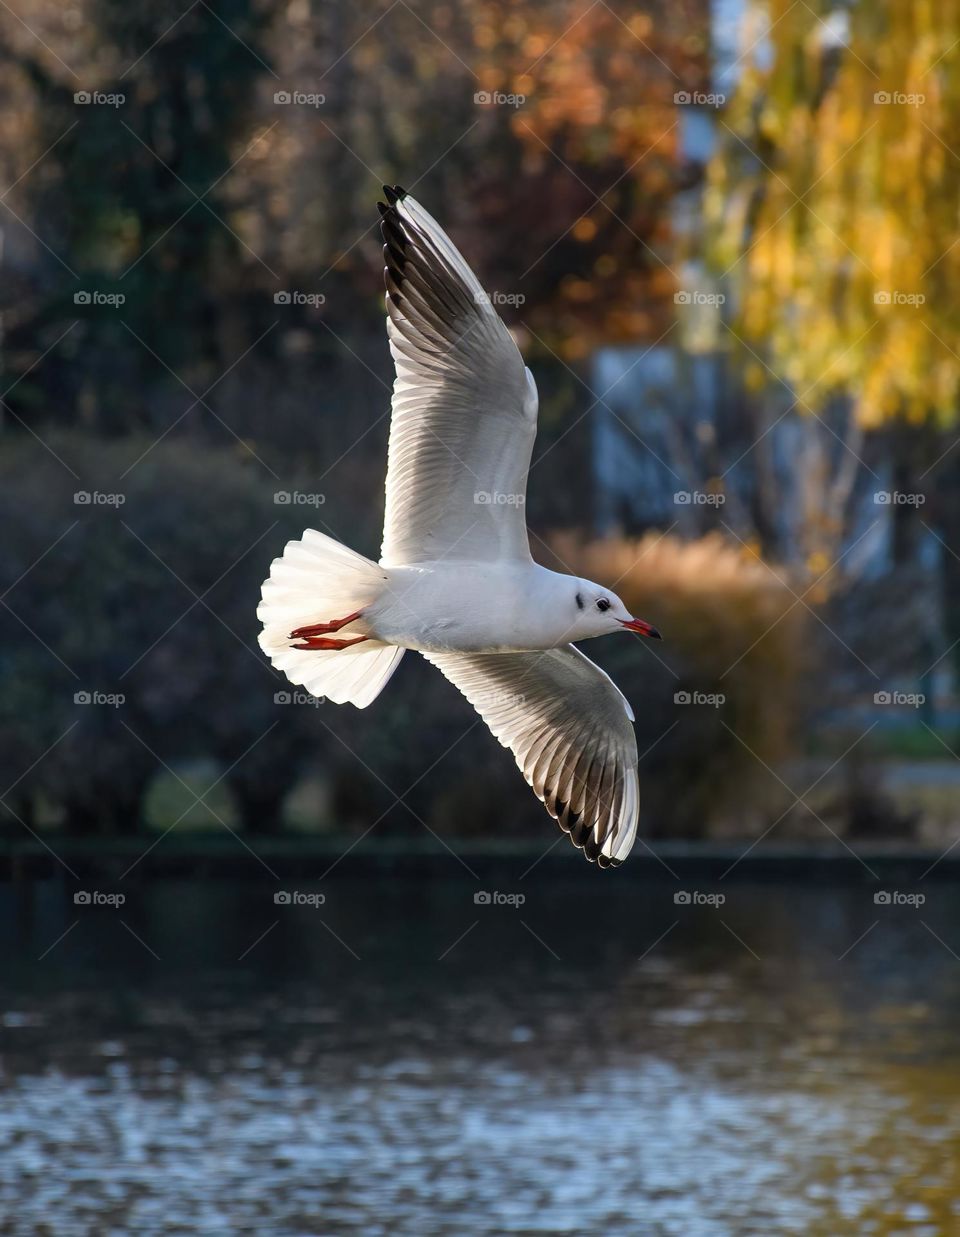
[583,833,602,862]
[394,184,408,199]
[379,180,408,296]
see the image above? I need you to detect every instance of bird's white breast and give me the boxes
[367,561,572,653]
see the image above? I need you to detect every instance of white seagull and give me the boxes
[258,185,661,866]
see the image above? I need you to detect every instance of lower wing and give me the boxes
[422,644,639,866]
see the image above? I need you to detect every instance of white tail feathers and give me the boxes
[257,528,404,708]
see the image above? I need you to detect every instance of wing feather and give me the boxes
[378,186,538,567]
[422,644,639,866]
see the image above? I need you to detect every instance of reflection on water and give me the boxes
[1,876,960,1234]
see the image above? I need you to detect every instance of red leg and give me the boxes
[289,610,362,640]
[291,634,369,651]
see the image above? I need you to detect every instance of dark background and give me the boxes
[1,0,957,859]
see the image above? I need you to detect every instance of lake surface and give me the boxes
[1,873,959,1234]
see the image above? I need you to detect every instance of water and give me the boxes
[1,874,959,1235]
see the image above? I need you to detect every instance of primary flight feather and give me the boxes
[258,185,661,866]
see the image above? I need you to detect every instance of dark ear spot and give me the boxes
[575,591,584,611]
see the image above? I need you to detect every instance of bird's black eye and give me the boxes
[575,592,584,611]
[596,598,610,612]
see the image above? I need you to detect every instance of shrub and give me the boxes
[0,433,315,835]
[324,530,812,844]
[540,532,811,836]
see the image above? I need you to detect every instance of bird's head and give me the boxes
[568,579,661,642]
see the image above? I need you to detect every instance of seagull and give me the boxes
[258,186,661,866]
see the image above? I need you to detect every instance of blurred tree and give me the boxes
[468,0,704,355]
[707,0,960,429]
[1,0,271,434]
[0,0,713,515]
[227,0,710,354]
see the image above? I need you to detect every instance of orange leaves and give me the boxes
[456,0,707,350]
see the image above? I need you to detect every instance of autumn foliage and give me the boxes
[708,0,960,427]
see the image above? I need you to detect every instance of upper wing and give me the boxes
[422,644,639,866]
[378,186,539,567]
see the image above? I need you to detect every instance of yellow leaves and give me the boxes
[572,217,597,242]
[707,0,960,427]
[744,361,767,392]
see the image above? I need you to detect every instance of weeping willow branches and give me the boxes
[707,0,960,427]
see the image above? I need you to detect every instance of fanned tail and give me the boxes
[257,529,404,708]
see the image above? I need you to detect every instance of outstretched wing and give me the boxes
[378,186,538,567]
[422,644,639,866]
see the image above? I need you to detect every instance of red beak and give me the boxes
[620,617,662,639]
